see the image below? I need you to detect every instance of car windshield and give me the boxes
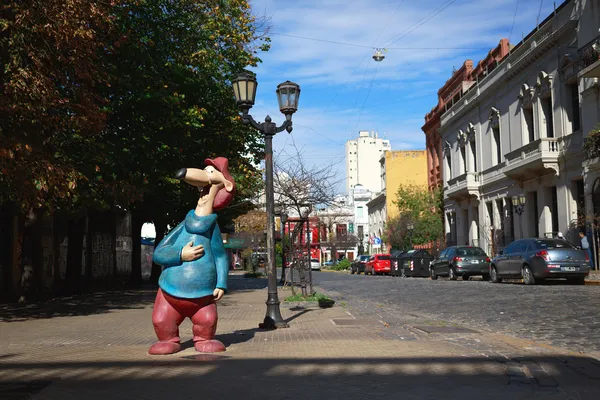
[360,256,370,261]
[456,247,486,256]
[534,239,575,250]
[311,258,319,262]
[378,255,390,260]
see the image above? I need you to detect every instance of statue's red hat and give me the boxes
[205,157,236,210]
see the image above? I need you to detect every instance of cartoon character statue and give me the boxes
[148,157,235,355]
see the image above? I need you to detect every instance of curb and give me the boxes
[585,280,600,286]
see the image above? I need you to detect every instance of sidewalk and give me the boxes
[1,276,600,400]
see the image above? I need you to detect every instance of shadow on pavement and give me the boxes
[0,276,267,322]
[1,355,600,399]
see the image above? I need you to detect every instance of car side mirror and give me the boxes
[497,250,503,256]
[576,246,582,250]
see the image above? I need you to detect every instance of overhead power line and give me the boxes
[267,32,492,50]
[536,0,544,26]
[509,0,520,43]
[385,0,458,46]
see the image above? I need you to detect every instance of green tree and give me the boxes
[0,0,118,212]
[384,184,443,249]
[98,0,270,282]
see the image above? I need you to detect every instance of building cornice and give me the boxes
[440,11,577,129]
[366,192,386,208]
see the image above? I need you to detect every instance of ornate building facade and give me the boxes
[440,0,600,259]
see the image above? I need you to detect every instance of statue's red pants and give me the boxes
[149,289,225,355]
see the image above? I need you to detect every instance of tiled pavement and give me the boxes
[1,276,600,399]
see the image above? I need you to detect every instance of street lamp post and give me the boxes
[232,71,300,329]
[407,222,414,249]
[512,194,527,239]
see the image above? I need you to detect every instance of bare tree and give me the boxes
[273,144,344,295]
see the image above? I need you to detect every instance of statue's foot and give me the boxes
[148,341,181,355]
[194,339,226,353]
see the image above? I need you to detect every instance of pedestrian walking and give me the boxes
[579,231,594,269]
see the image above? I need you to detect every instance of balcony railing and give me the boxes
[503,138,561,180]
[505,137,560,165]
[446,172,480,200]
[447,172,480,188]
[579,34,600,72]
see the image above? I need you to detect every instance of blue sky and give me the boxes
[247,0,558,192]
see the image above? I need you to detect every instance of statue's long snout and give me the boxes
[175,168,234,192]
[175,168,210,187]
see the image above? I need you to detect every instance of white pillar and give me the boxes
[538,186,552,238]
[457,207,466,245]
[556,183,572,236]
[502,198,513,243]
[468,205,477,246]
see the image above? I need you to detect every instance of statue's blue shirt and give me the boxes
[153,211,228,299]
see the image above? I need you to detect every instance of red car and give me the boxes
[367,254,391,275]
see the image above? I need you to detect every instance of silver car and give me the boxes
[310,258,321,271]
[490,238,590,285]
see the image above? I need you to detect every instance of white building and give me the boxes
[440,0,600,257]
[351,184,372,253]
[346,130,391,194]
[366,192,386,254]
[317,197,358,261]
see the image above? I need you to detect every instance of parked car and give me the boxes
[490,238,590,285]
[430,246,490,281]
[310,258,321,271]
[351,255,371,274]
[367,254,391,275]
[395,249,435,277]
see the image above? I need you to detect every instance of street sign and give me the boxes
[349,223,354,233]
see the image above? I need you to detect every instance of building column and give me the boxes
[524,191,536,238]
[491,200,502,253]
[556,183,572,237]
[468,204,478,246]
[502,198,513,243]
[444,212,451,244]
[538,186,552,238]
[456,207,465,245]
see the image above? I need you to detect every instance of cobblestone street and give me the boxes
[315,271,600,357]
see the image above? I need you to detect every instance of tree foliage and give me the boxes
[1,0,270,224]
[0,0,117,211]
[384,184,443,249]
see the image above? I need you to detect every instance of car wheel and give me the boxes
[462,275,469,281]
[448,267,457,281]
[490,266,502,283]
[522,265,536,285]
[430,268,438,280]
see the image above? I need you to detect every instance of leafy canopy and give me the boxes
[384,184,444,249]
